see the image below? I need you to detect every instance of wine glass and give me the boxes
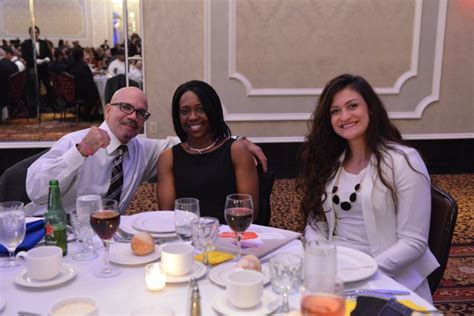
[71,195,102,261]
[300,278,345,316]
[191,217,219,265]
[90,199,121,277]
[224,193,254,260]
[269,253,303,313]
[174,198,200,244]
[0,201,26,268]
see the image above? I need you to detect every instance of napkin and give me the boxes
[218,231,263,249]
[194,251,234,265]
[0,220,45,256]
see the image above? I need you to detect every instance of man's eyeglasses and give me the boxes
[110,102,151,121]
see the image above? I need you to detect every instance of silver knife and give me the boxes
[345,289,410,295]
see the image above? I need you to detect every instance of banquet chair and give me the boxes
[8,70,28,119]
[58,72,85,123]
[0,150,48,204]
[50,72,62,119]
[427,183,458,294]
[255,164,275,226]
[104,74,140,104]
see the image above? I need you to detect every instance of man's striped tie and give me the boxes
[106,145,127,203]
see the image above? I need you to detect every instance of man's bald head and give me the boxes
[110,86,148,109]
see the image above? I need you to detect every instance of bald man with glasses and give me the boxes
[26,87,267,215]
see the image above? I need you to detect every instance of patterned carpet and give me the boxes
[129,174,474,315]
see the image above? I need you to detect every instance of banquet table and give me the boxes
[0,217,436,315]
[93,75,110,111]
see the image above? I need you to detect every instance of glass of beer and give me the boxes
[300,277,345,316]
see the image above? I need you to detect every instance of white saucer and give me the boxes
[209,262,271,287]
[120,215,177,239]
[132,211,175,233]
[109,243,160,265]
[15,263,77,288]
[165,262,206,283]
[212,291,280,315]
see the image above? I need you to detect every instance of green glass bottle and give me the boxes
[44,179,68,256]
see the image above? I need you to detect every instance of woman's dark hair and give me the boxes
[297,73,414,227]
[171,80,231,142]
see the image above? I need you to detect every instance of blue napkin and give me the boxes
[0,219,45,256]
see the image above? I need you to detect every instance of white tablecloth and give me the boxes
[0,218,435,315]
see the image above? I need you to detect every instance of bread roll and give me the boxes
[236,254,262,272]
[131,232,155,256]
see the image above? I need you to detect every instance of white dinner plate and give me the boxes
[165,262,206,283]
[209,262,271,287]
[212,291,280,315]
[15,263,77,288]
[337,246,378,283]
[132,211,175,233]
[109,243,160,265]
[120,214,177,238]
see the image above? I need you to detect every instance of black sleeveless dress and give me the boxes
[172,138,237,223]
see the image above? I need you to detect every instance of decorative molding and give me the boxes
[245,133,474,144]
[0,142,54,149]
[227,0,422,97]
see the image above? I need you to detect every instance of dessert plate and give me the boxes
[209,262,271,287]
[165,262,206,283]
[337,246,378,283]
[212,291,280,315]
[15,263,77,288]
[120,215,176,238]
[109,243,160,265]
[132,211,175,233]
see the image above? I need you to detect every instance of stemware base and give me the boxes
[72,250,98,261]
[93,265,121,278]
[0,259,20,268]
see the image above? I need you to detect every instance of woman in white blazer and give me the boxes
[299,74,439,302]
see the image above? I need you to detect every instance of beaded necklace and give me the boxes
[332,166,368,211]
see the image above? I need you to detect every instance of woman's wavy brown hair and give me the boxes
[297,74,412,229]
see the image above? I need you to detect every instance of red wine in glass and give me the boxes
[225,207,253,233]
[90,210,120,240]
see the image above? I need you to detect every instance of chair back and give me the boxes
[427,183,458,294]
[59,72,76,104]
[50,72,62,100]
[0,150,48,204]
[104,74,140,104]
[8,71,27,105]
[255,164,275,226]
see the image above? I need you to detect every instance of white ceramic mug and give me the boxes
[160,243,194,276]
[226,269,264,309]
[16,246,63,280]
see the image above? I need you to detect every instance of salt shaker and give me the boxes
[188,277,201,316]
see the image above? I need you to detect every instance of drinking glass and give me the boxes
[269,253,303,313]
[72,195,102,261]
[224,193,253,260]
[191,217,219,265]
[304,240,337,291]
[174,198,200,244]
[90,199,121,277]
[0,201,26,268]
[300,278,345,316]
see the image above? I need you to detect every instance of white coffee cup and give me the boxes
[226,270,264,309]
[160,243,194,276]
[16,246,63,281]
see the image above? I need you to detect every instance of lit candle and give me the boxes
[145,263,166,291]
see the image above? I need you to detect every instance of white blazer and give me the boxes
[305,144,439,291]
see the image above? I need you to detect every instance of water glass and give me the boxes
[72,195,102,261]
[174,198,200,244]
[191,217,219,265]
[300,278,345,316]
[304,240,337,291]
[0,201,26,268]
[269,253,303,313]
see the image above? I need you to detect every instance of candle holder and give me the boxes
[145,263,166,291]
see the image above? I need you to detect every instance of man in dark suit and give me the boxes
[0,48,19,121]
[21,26,54,117]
